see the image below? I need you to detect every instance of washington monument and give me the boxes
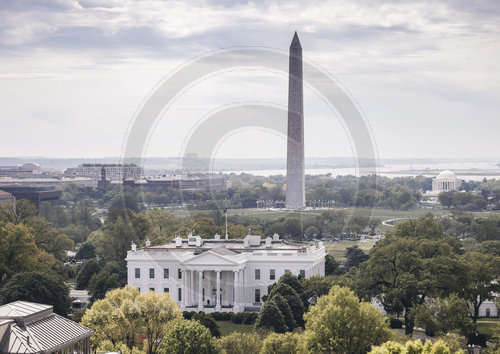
[286,32,305,209]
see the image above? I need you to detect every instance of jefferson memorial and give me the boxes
[126,233,325,312]
[432,170,461,193]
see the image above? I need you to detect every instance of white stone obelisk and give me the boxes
[286,32,305,209]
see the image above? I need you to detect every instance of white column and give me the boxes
[216,270,221,311]
[181,270,185,310]
[233,270,239,312]
[198,271,203,311]
[190,270,195,306]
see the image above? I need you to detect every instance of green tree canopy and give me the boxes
[0,271,70,316]
[160,319,222,354]
[76,241,96,260]
[267,282,304,327]
[218,332,263,354]
[303,285,391,354]
[76,259,101,290]
[82,286,182,353]
[260,332,301,354]
[254,299,287,333]
[353,236,462,335]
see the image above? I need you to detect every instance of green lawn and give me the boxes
[477,318,500,338]
[324,240,378,261]
[216,321,255,336]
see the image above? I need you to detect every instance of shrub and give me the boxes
[218,332,263,354]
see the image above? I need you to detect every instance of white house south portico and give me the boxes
[126,234,325,312]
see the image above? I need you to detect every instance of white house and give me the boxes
[126,233,326,312]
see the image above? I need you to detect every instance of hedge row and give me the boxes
[183,311,258,324]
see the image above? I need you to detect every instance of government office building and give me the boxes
[126,234,326,312]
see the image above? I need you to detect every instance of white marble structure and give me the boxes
[126,233,325,312]
[286,32,305,209]
[432,170,461,193]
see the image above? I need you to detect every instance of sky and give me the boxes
[1,0,499,162]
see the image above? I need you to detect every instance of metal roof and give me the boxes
[0,302,93,354]
[28,314,92,352]
[0,301,51,319]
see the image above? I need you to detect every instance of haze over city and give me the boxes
[1,0,499,160]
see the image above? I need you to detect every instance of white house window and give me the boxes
[255,269,261,280]
[149,287,155,292]
[164,268,169,279]
[178,269,182,279]
[255,289,261,303]
[300,269,305,278]
[135,268,140,278]
[149,268,155,279]
[178,288,182,301]
[285,269,290,273]
[164,288,169,293]
[270,269,275,280]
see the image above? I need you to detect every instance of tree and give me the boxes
[0,271,70,315]
[136,291,184,354]
[412,294,474,336]
[391,216,444,239]
[267,282,304,327]
[76,241,96,260]
[218,332,263,354]
[0,223,57,287]
[344,245,370,270]
[82,286,182,353]
[325,254,342,275]
[74,197,101,231]
[193,312,221,337]
[26,216,74,260]
[91,214,149,269]
[88,264,121,302]
[160,319,222,354]
[76,259,101,290]
[254,300,287,333]
[260,332,301,354]
[438,192,454,209]
[283,218,302,239]
[303,285,391,353]
[369,339,459,354]
[0,199,37,225]
[458,252,500,323]
[272,294,297,331]
[353,236,462,335]
[301,275,336,306]
[304,225,319,238]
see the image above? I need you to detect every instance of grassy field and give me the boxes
[216,321,255,336]
[324,240,378,261]
[477,318,499,338]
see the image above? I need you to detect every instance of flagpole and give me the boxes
[224,206,228,240]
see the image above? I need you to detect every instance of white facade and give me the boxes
[64,164,143,181]
[432,170,461,193]
[126,234,325,312]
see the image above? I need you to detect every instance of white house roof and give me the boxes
[146,238,305,252]
[181,249,242,266]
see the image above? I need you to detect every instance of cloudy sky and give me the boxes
[1,0,499,161]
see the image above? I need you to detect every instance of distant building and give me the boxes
[0,163,41,177]
[64,163,143,181]
[0,189,14,203]
[432,170,461,193]
[0,187,62,207]
[126,233,325,313]
[0,177,96,189]
[0,301,93,353]
[123,174,227,192]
